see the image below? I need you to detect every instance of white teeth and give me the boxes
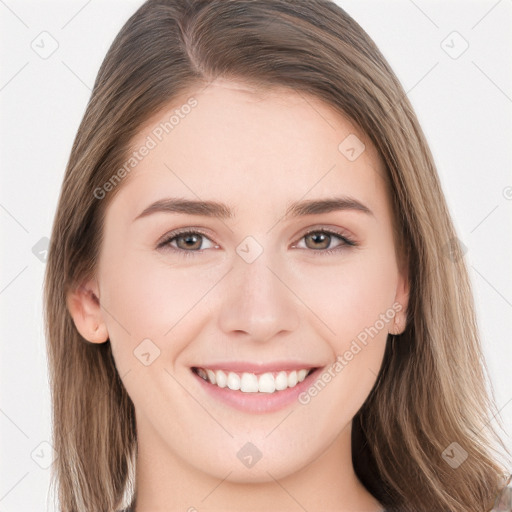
[258,373,276,393]
[240,372,259,393]
[206,369,216,385]
[227,372,241,391]
[288,370,298,388]
[216,370,227,388]
[195,367,313,393]
[297,369,308,382]
[275,371,288,391]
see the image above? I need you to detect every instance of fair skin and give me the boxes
[68,79,408,512]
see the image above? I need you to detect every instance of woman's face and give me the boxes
[70,79,408,488]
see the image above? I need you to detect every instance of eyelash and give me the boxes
[157,227,357,258]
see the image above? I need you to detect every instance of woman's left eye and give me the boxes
[157,228,357,257]
[293,229,357,254]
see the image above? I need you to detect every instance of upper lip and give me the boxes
[192,361,321,373]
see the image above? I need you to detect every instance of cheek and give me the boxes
[294,252,398,342]
[99,247,220,362]
[294,254,397,422]
[102,256,168,336]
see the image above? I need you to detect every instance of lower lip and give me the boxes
[191,367,323,414]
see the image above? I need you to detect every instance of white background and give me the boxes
[1,0,511,510]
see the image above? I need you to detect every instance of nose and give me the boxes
[217,252,300,343]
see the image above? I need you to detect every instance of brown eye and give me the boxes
[294,229,357,256]
[174,233,203,251]
[304,232,332,250]
[158,230,216,256]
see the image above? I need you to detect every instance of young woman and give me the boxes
[43,1,511,511]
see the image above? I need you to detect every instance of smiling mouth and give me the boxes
[191,366,317,393]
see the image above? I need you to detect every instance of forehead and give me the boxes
[110,79,387,218]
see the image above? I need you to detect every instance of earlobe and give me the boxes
[66,279,109,344]
[392,262,410,335]
[390,313,405,336]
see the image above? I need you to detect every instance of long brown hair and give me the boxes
[43,1,511,510]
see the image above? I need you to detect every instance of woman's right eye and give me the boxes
[157,230,217,256]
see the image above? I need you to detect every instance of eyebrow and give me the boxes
[133,196,374,222]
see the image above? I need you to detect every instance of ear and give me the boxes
[66,278,109,344]
[391,257,410,335]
